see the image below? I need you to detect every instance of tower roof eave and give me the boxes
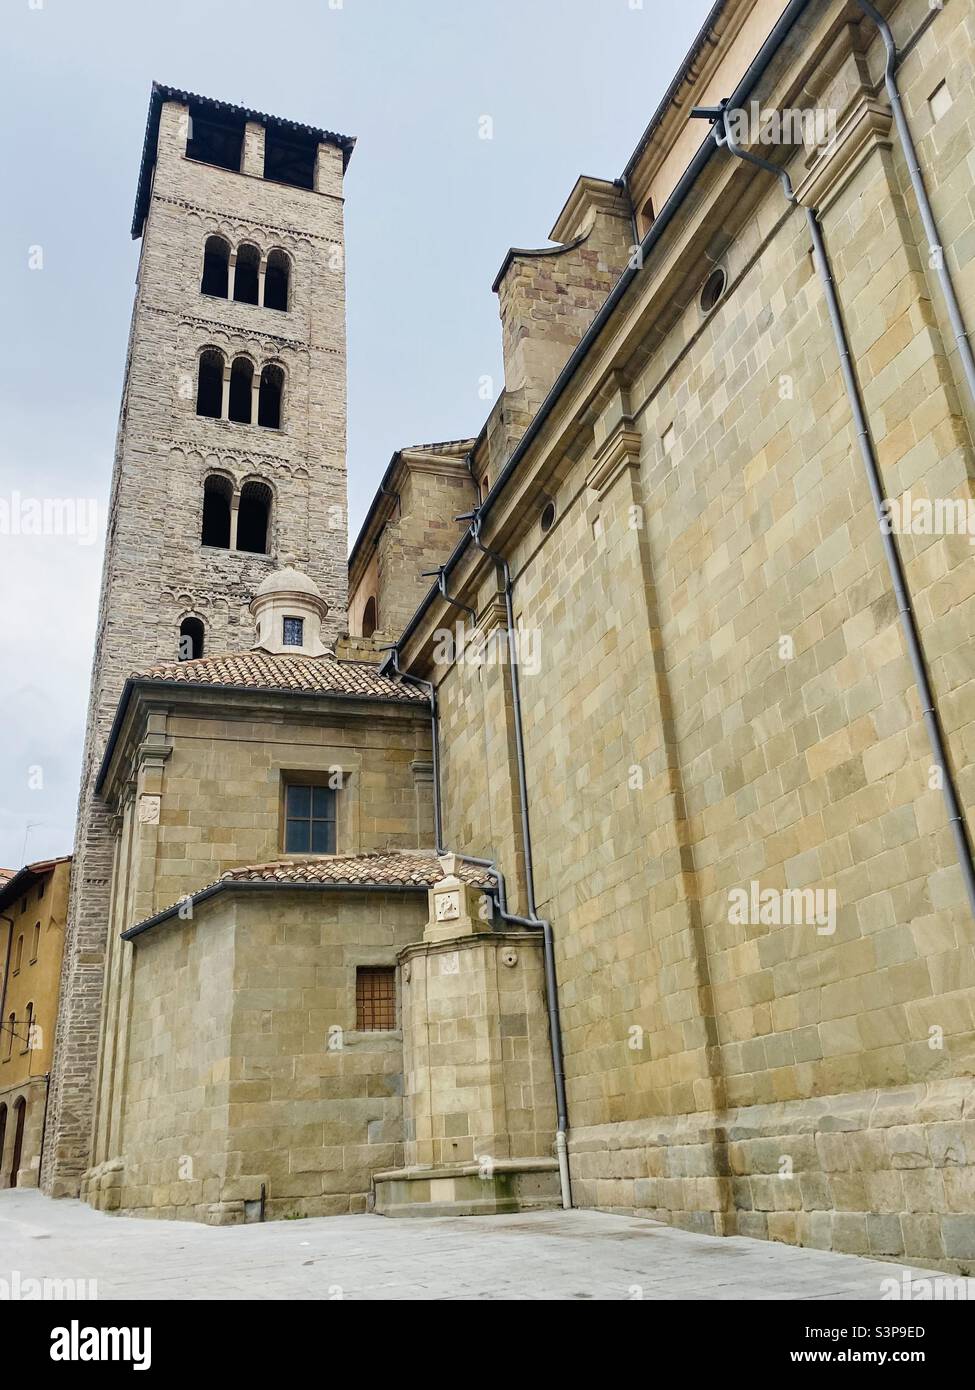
[131,81,357,239]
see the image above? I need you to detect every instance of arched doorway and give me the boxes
[9,1097,26,1188]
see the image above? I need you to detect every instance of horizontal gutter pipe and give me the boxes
[854,0,975,412]
[383,0,814,663]
[703,103,975,923]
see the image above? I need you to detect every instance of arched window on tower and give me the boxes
[361,596,378,639]
[201,236,230,298]
[228,357,254,424]
[178,617,205,662]
[258,364,284,429]
[237,481,272,555]
[264,250,290,311]
[233,244,260,305]
[201,475,233,549]
[196,349,224,419]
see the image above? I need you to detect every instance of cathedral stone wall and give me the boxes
[401,0,975,1271]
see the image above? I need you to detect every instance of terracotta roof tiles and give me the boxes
[131,650,426,703]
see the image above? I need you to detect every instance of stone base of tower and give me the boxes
[373,1158,562,1217]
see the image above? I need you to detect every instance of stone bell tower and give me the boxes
[42,84,355,1195]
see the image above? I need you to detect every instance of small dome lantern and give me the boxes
[249,567,331,657]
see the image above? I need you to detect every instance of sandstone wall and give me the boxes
[415,0,975,1270]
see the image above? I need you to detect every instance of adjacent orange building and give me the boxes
[0,857,70,1188]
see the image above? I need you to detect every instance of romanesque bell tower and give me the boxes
[43,84,355,1195]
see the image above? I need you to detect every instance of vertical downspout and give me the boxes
[693,102,975,921]
[853,0,975,410]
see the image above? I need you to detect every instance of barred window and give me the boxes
[356,967,396,1031]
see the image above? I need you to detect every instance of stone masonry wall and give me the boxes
[417,0,975,1270]
[87,688,433,1180]
[86,889,426,1223]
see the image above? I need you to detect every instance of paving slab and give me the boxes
[0,1189,955,1301]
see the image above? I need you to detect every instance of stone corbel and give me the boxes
[793,95,893,217]
[135,740,173,774]
[586,421,643,497]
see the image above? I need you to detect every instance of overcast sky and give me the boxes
[0,0,715,870]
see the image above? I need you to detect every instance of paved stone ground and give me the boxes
[0,1189,944,1300]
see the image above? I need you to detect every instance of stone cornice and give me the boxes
[150,193,343,247]
[586,425,643,497]
[794,95,893,215]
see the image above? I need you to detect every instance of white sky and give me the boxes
[0,0,716,869]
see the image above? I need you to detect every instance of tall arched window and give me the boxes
[201,475,233,548]
[13,935,23,973]
[264,250,290,311]
[22,1003,33,1054]
[30,922,39,962]
[361,596,378,639]
[4,1015,13,1060]
[228,357,254,424]
[201,236,230,298]
[196,349,224,419]
[178,618,205,661]
[233,244,261,305]
[258,364,284,429]
[237,481,272,554]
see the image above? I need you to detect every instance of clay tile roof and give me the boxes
[221,851,493,889]
[130,650,426,703]
[123,852,494,939]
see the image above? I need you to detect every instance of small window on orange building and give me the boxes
[355,967,396,1031]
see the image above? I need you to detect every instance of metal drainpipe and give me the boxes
[690,101,975,921]
[853,0,975,411]
[467,511,572,1208]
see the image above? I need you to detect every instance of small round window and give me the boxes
[540,501,556,534]
[700,267,727,314]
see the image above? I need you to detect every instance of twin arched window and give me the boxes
[201,237,291,312]
[201,476,273,556]
[195,350,285,429]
